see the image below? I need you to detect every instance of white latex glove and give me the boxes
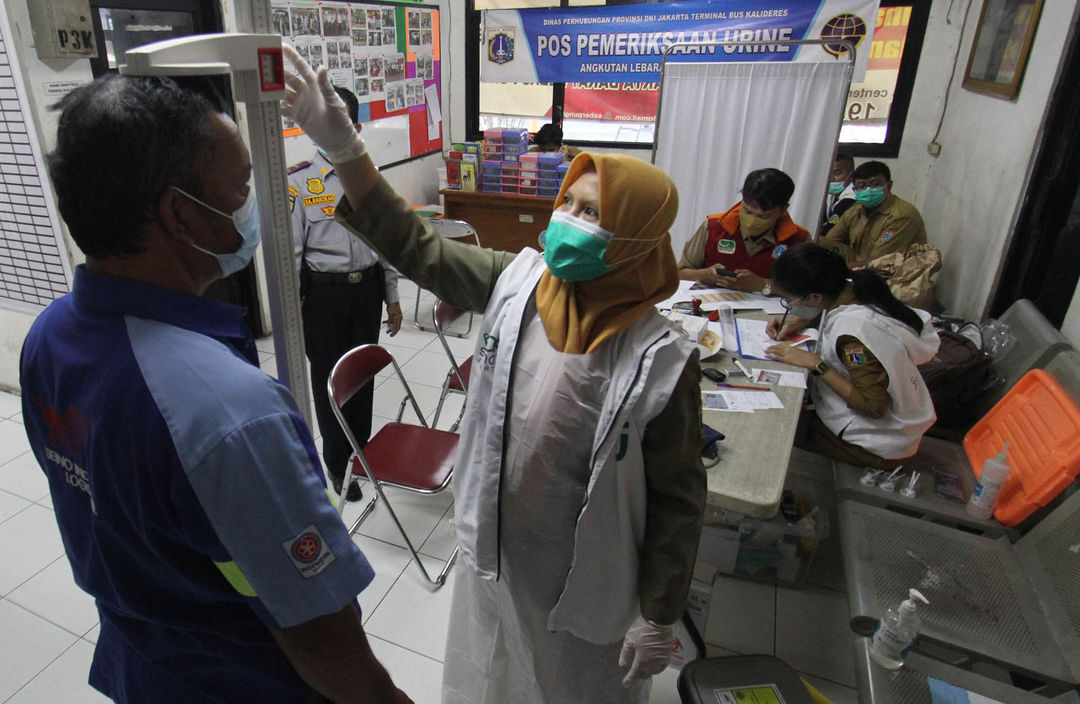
[618,615,674,687]
[281,44,366,163]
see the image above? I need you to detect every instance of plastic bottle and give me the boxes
[869,588,929,669]
[965,443,1012,520]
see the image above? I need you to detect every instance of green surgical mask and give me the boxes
[856,187,886,209]
[541,211,666,282]
[828,181,845,195]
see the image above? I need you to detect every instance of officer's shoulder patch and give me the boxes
[287,160,312,175]
[844,345,868,366]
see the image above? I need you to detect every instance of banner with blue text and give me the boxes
[482,0,879,85]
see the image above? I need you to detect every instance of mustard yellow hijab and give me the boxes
[535,153,680,353]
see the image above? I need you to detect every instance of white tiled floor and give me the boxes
[0,287,857,703]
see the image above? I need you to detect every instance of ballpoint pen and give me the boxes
[716,382,771,391]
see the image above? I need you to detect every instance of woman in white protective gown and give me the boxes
[282,46,707,704]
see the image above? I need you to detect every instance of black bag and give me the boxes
[918,327,995,429]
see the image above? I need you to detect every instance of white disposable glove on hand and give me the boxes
[619,615,674,687]
[281,44,366,163]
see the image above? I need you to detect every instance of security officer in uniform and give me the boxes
[288,86,403,500]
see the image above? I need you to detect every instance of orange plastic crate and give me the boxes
[963,369,1080,526]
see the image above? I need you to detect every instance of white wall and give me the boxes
[0,0,93,392]
[881,0,1080,321]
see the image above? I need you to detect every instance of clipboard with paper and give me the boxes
[734,318,819,361]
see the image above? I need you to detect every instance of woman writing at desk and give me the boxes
[282,46,705,704]
[763,244,940,470]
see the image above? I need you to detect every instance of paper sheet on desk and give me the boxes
[736,318,819,361]
[702,389,784,412]
[750,368,807,389]
[656,281,785,314]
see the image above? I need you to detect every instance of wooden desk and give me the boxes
[699,313,808,519]
[440,188,555,253]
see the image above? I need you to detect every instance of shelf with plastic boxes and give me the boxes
[483,129,502,145]
[501,143,525,162]
[483,144,503,161]
[501,127,529,146]
[499,162,520,194]
[538,152,565,170]
[519,152,539,171]
[556,162,570,182]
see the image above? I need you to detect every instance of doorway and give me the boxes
[990,16,1080,327]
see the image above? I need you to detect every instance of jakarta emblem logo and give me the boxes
[487,27,515,65]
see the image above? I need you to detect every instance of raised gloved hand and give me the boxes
[281,44,366,163]
[618,615,674,687]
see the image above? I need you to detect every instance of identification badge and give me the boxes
[717,238,737,255]
[303,193,336,207]
[306,177,325,195]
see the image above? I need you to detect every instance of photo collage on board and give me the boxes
[272,1,437,127]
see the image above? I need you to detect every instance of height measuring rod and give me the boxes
[121,32,312,429]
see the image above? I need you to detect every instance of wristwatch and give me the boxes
[812,360,831,376]
[761,279,772,296]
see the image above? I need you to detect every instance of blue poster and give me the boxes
[482,0,879,84]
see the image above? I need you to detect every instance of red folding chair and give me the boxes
[431,299,472,432]
[328,344,459,587]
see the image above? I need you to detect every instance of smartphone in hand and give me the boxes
[714,266,737,278]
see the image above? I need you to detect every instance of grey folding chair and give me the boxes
[413,218,479,336]
[431,299,471,432]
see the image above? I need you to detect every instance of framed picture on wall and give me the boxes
[962,0,1044,100]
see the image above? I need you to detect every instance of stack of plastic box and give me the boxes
[501,128,529,162]
[556,162,570,185]
[481,159,503,193]
[538,152,565,198]
[482,129,502,161]
[518,153,539,196]
[500,161,520,194]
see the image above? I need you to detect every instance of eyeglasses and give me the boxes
[778,295,804,311]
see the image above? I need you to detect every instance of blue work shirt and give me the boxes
[20,266,374,703]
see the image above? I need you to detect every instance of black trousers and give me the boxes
[301,268,384,483]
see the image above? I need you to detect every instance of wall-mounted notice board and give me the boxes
[273,0,442,168]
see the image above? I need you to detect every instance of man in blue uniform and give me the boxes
[288,86,402,501]
[20,74,411,703]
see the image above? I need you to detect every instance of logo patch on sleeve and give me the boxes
[282,524,336,577]
[846,347,867,365]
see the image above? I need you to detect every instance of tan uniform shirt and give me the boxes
[819,192,927,263]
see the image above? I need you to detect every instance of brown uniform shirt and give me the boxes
[820,192,927,263]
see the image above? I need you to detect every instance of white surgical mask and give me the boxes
[172,186,261,277]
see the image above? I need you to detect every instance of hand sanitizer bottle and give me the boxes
[966,443,1012,520]
[868,588,929,669]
